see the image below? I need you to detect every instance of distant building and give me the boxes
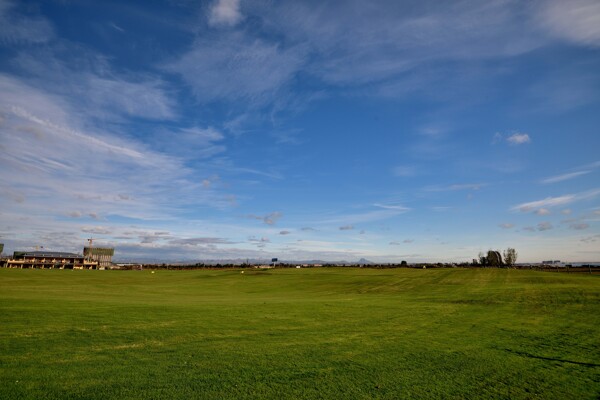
[0,243,4,255]
[4,251,96,269]
[83,247,114,268]
[542,260,562,266]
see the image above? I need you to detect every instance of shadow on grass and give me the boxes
[503,348,600,367]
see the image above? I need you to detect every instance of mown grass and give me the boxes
[1,268,599,399]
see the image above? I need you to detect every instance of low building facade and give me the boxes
[4,251,97,269]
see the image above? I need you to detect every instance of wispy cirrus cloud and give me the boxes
[0,74,234,227]
[511,189,600,213]
[425,183,485,192]
[317,205,410,227]
[373,203,410,212]
[393,165,417,177]
[170,237,234,246]
[0,0,54,45]
[164,31,306,105]
[13,49,177,121]
[541,170,591,184]
[255,0,546,87]
[540,161,599,184]
[535,0,600,47]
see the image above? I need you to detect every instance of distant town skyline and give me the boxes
[1,0,599,263]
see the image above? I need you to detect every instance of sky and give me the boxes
[0,0,599,263]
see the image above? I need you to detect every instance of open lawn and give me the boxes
[1,267,599,399]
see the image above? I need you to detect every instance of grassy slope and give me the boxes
[0,268,599,399]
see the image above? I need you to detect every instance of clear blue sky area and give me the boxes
[1,0,599,263]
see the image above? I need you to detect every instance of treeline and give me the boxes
[135,261,508,270]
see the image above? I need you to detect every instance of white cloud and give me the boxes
[537,222,553,231]
[507,133,531,145]
[535,208,551,216]
[561,209,572,215]
[209,0,243,27]
[499,223,515,229]
[541,170,591,184]
[536,0,600,47]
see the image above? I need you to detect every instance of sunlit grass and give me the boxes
[1,268,599,399]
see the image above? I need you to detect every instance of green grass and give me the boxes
[1,268,599,399]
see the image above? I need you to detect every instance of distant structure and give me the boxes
[0,243,4,255]
[542,260,562,266]
[83,247,114,268]
[4,251,96,269]
[1,242,115,269]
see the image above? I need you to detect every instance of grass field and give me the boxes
[1,267,599,399]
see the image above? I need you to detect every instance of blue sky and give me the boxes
[0,0,599,263]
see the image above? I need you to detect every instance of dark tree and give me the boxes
[487,250,503,267]
[503,248,517,267]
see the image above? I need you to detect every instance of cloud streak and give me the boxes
[511,189,600,213]
[541,170,591,184]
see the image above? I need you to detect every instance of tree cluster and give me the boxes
[476,248,518,267]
